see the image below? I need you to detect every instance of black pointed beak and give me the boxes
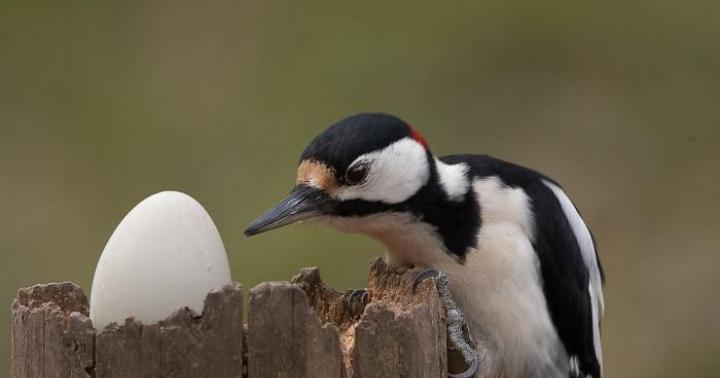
[244,185,337,236]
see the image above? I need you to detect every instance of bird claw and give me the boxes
[412,268,480,378]
[412,268,443,293]
[343,288,369,317]
[448,358,479,378]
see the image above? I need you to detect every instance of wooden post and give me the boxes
[248,258,448,378]
[11,259,448,377]
[11,282,94,378]
[11,283,243,378]
[247,282,345,378]
[94,284,244,377]
[350,259,448,378]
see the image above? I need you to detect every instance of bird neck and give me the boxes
[321,155,481,263]
[343,211,459,267]
[404,157,480,261]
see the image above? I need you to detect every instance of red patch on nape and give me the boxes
[408,125,428,148]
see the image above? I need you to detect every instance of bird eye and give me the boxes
[345,161,370,185]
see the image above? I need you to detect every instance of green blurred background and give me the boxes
[1,1,718,376]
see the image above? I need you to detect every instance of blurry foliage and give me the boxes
[1,1,719,376]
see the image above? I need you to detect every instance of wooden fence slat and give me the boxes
[11,282,95,378]
[350,259,448,378]
[248,281,344,378]
[94,318,147,377]
[193,285,245,377]
[351,301,448,378]
[250,259,448,378]
[94,283,244,378]
[11,261,449,378]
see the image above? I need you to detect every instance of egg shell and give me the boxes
[90,191,232,329]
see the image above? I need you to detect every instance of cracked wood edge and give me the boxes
[11,282,95,378]
[250,258,447,378]
[11,283,244,378]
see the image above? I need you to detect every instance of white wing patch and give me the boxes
[543,180,604,375]
[474,177,536,242]
[435,159,470,201]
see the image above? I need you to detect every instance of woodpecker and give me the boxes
[245,113,604,378]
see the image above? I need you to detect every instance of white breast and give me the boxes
[322,168,583,377]
[431,177,568,377]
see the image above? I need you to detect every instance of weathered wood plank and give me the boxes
[194,285,245,376]
[94,283,244,378]
[255,259,448,378]
[247,281,344,378]
[11,282,95,378]
[350,259,448,378]
[12,261,449,378]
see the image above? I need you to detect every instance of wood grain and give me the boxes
[11,282,94,378]
[11,260,449,378]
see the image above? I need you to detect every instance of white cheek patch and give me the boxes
[332,138,429,204]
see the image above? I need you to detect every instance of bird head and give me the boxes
[244,113,478,261]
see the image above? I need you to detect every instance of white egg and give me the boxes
[89,191,232,329]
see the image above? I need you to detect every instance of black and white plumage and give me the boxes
[245,113,605,378]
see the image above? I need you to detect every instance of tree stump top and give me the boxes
[13,281,89,316]
[11,258,448,378]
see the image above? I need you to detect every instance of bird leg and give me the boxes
[413,268,480,378]
[343,288,369,318]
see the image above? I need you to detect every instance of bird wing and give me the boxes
[440,154,604,378]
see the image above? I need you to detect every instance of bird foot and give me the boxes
[343,288,369,318]
[413,268,480,378]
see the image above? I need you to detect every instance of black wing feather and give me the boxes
[440,154,602,378]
